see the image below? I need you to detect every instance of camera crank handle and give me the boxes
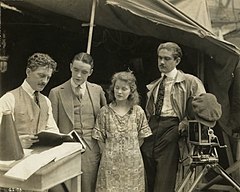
[219,144,227,148]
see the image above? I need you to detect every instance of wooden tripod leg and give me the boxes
[213,164,240,191]
[176,167,196,192]
[199,163,240,191]
[187,165,209,192]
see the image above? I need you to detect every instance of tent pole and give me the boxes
[0,4,2,96]
[87,0,97,54]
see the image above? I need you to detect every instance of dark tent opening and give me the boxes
[1,6,205,107]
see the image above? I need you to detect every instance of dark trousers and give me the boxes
[141,116,180,192]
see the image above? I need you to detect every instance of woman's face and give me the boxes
[114,80,131,101]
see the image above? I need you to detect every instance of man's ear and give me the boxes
[89,68,93,76]
[26,68,31,76]
[176,57,181,66]
[70,63,73,71]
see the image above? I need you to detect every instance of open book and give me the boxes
[33,130,87,149]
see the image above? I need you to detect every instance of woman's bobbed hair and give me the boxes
[108,71,140,106]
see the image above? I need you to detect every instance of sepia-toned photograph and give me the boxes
[0,0,240,191]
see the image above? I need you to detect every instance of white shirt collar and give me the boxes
[21,79,35,97]
[162,68,177,79]
[70,78,86,94]
[71,78,86,88]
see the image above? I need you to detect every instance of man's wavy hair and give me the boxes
[108,71,140,106]
[157,42,182,60]
[27,53,57,73]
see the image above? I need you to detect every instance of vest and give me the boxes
[11,87,49,135]
[73,90,95,138]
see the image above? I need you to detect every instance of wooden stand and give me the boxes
[177,163,240,192]
[198,132,240,191]
[176,132,240,192]
[0,149,82,192]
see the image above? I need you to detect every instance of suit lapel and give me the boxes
[86,82,97,117]
[60,81,74,124]
[146,78,161,117]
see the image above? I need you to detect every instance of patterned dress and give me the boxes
[92,105,152,192]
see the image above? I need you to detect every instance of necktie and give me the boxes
[34,91,40,106]
[75,86,82,100]
[155,75,166,116]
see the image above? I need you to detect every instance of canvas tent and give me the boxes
[167,0,213,32]
[2,0,240,137]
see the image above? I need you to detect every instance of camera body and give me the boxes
[188,120,214,146]
[186,120,219,164]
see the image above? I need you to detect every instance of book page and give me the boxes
[54,142,83,161]
[69,130,87,150]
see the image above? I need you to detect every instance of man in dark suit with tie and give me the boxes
[141,42,206,192]
[49,52,107,192]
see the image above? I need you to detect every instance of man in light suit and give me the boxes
[141,42,206,192]
[49,52,107,192]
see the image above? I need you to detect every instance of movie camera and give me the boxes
[176,120,240,192]
[187,120,224,164]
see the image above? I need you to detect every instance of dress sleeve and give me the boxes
[92,107,107,142]
[135,105,152,139]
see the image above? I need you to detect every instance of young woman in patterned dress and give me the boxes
[92,71,152,192]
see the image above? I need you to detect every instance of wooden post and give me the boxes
[0,3,8,96]
[0,3,2,96]
[86,0,97,54]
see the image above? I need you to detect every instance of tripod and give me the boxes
[176,144,240,192]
